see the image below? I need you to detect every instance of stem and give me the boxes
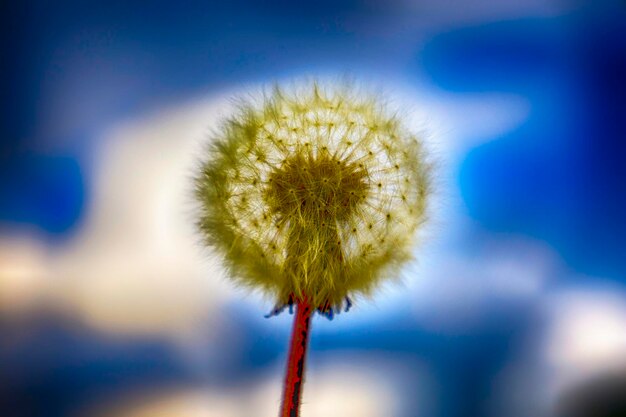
[280,298,313,417]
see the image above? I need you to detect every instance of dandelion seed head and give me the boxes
[196,82,431,310]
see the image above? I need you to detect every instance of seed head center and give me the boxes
[265,153,369,222]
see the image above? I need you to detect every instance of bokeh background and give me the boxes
[2,1,626,416]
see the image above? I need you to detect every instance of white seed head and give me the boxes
[196,82,431,309]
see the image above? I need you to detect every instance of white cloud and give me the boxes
[544,287,626,391]
[0,236,52,314]
[85,354,425,417]
[0,77,535,338]
[1,91,247,338]
[487,285,626,417]
[403,236,556,331]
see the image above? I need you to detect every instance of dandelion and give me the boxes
[195,82,430,416]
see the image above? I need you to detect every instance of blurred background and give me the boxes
[1,1,626,416]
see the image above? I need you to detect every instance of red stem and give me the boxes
[280,299,313,417]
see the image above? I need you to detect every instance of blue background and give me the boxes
[2,1,625,416]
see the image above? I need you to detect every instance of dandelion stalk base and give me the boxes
[280,298,313,417]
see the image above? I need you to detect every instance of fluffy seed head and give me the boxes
[196,83,431,310]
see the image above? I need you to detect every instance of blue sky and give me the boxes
[1,1,626,417]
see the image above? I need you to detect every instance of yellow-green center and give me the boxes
[265,153,369,224]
